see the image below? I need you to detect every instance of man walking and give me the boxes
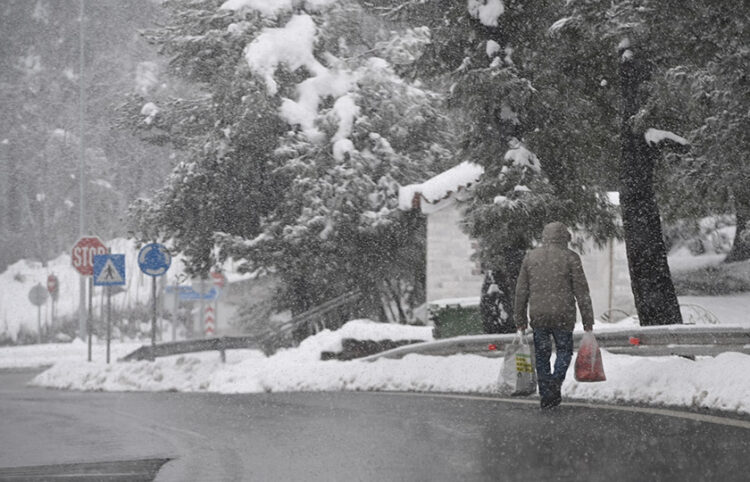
[514,222,594,409]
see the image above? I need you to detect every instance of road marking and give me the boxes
[377,392,750,430]
[110,408,208,440]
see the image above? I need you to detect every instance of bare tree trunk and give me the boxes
[383,278,407,323]
[619,47,682,326]
[725,189,750,263]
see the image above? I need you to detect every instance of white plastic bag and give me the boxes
[498,332,537,396]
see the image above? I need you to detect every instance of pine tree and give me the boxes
[651,34,750,262]
[555,0,747,324]
[128,0,451,323]
[367,0,618,325]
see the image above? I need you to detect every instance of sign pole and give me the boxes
[93,250,126,363]
[137,243,171,360]
[87,277,93,362]
[28,284,49,340]
[106,285,111,364]
[72,236,106,357]
[106,246,111,364]
[151,276,157,350]
[79,278,86,341]
[172,276,179,342]
[107,286,112,365]
[199,277,206,337]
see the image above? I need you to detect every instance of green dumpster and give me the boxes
[429,302,483,339]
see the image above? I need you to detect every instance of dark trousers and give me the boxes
[532,327,574,401]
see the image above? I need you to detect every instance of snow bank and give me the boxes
[565,351,750,414]
[32,353,499,394]
[0,339,141,369]
[30,346,750,416]
[26,319,750,416]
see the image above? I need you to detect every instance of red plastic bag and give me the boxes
[574,332,606,382]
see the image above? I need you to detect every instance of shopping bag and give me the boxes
[498,333,537,396]
[574,332,606,382]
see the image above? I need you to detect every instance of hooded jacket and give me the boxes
[513,222,594,331]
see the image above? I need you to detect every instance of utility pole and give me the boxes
[77,0,87,340]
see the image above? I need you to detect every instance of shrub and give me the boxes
[672,261,750,295]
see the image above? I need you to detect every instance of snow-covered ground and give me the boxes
[0,338,141,369]
[3,318,745,416]
[4,241,749,416]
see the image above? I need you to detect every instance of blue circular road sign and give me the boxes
[138,243,171,277]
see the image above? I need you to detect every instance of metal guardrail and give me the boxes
[261,290,362,347]
[121,326,750,363]
[361,326,750,361]
[122,291,363,362]
[120,336,259,362]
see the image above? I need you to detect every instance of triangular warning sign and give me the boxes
[96,259,124,284]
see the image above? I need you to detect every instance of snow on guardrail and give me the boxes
[361,327,750,361]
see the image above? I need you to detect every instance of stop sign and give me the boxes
[71,236,107,276]
[47,274,58,293]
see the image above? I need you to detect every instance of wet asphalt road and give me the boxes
[1,369,750,481]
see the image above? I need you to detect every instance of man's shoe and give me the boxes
[549,379,563,407]
[540,397,555,409]
[540,392,561,409]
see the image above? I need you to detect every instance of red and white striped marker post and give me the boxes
[204,306,216,336]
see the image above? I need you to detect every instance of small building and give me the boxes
[399,162,485,304]
[399,162,634,323]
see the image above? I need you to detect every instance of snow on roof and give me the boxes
[398,161,484,212]
[645,128,688,147]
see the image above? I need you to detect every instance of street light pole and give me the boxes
[77,0,87,341]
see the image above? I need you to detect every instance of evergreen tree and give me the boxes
[555,0,747,324]
[652,36,750,262]
[367,0,618,325]
[127,0,451,322]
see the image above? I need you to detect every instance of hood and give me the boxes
[542,222,571,246]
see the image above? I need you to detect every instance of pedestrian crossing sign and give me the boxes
[93,254,126,286]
